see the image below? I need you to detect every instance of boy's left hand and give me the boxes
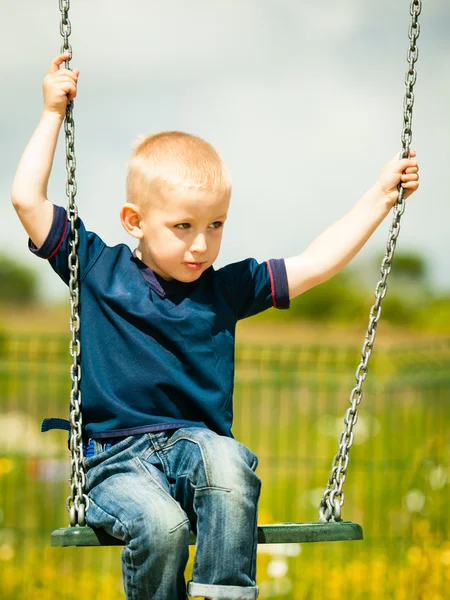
[377,148,419,205]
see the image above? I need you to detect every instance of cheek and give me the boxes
[209,232,223,255]
[145,229,183,258]
[163,230,188,256]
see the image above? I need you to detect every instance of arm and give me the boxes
[11,54,80,248]
[285,151,420,299]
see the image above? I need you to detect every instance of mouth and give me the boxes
[184,262,206,271]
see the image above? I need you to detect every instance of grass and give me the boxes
[1,324,450,599]
[2,301,450,346]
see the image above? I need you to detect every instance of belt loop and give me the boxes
[93,439,104,455]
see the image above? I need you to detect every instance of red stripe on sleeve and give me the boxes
[47,219,69,260]
[266,260,277,308]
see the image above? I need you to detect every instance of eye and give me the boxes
[209,221,224,230]
[174,223,191,230]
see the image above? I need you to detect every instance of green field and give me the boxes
[1,330,449,599]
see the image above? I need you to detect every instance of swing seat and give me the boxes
[51,521,363,547]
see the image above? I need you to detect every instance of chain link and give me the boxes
[59,0,89,527]
[319,0,422,523]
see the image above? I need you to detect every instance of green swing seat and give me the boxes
[51,521,363,547]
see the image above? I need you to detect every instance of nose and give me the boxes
[190,233,207,254]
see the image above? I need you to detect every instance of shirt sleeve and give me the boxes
[28,204,106,286]
[217,258,290,320]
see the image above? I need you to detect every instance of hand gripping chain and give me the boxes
[59,0,89,527]
[319,0,422,523]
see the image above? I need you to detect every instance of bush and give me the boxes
[289,270,367,323]
[0,254,38,304]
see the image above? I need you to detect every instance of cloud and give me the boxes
[3,0,450,300]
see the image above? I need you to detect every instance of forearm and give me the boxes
[286,184,391,297]
[285,152,419,299]
[11,110,64,206]
[307,184,389,278]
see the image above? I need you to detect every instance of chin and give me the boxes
[184,271,203,282]
[177,267,206,283]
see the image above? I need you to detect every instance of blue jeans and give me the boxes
[83,427,261,599]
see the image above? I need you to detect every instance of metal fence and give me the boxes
[1,333,449,599]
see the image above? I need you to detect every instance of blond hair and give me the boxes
[126,131,231,210]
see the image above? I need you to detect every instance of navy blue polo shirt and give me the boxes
[30,205,290,440]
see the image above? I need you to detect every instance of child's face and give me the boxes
[138,184,230,282]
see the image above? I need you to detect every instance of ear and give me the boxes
[120,203,144,240]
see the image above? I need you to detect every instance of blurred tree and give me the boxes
[392,252,427,280]
[379,250,430,324]
[382,250,428,283]
[288,269,367,323]
[256,250,443,328]
[0,253,38,304]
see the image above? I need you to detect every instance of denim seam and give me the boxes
[87,497,129,542]
[249,484,261,581]
[168,517,190,534]
[147,435,172,481]
[195,486,231,492]
[122,543,136,600]
[142,435,157,461]
[134,457,189,531]
[141,448,157,460]
[149,434,213,488]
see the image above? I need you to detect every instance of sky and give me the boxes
[2,0,449,301]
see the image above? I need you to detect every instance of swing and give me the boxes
[50,0,422,547]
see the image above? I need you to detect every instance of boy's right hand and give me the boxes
[43,53,80,118]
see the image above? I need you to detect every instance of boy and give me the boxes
[11,54,419,600]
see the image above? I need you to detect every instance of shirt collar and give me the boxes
[130,250,203,298]
[130,250,167,298]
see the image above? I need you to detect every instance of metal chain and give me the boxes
[56,0,421,526]
[59,0,89,527]
[319,0,422,523]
